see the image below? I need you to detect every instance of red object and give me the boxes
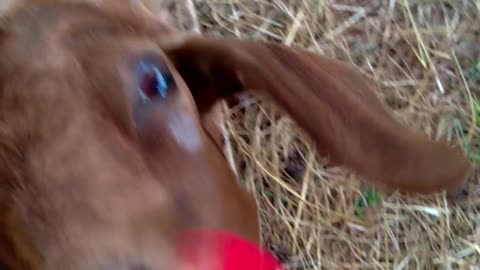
[175,229,283,270]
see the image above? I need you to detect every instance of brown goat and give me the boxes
[0,1,472,269]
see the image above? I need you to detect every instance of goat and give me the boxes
[0,1,472,269]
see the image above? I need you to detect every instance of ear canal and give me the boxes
[165,37,472,195]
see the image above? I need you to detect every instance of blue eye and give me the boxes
[137,60,174,103]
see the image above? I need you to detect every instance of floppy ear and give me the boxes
[164,37,472,195]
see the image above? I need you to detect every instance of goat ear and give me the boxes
[164,37,471,194]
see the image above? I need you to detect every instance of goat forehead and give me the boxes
[5,2,169,46]
[1,3,177,78]
[8,3,110,35]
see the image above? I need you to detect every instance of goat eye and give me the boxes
[137,60,174,102]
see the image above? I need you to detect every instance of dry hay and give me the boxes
[195,0,480,269]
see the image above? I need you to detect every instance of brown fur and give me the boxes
[0,1,258,269]
[0,1,471,269]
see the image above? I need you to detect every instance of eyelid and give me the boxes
[135,53,170,77]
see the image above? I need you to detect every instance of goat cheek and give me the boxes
[166,111,203,153]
